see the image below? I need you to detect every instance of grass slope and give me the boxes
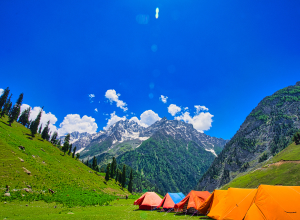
[222,142,300,189]
[0,116,130,207]
[0,199,212,220]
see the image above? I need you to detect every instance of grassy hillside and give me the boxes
[221,142,300,189]
[0,116,130,207]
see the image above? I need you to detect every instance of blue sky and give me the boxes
[1,0,300,139]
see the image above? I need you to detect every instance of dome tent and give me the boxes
[134,192,162,210]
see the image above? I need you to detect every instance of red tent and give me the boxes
[134,192,162,210]
[174,190,211,214]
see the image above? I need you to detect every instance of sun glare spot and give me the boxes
[155,7,159,19]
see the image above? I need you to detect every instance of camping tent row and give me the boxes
[134,190,211,212]
[198,185,300,220]
[135,185,300,219]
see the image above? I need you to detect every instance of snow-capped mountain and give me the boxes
[60,117,228,160]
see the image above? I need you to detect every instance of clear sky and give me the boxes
[1,0,300,139]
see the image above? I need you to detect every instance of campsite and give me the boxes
[1,0,300,219]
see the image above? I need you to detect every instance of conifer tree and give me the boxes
[118,171,122,183]
[0,87,10,111]
[105,164,110,181]
[110,157,116,178]
[38,124,43,134]
[41,120,50,140]
[115,169,119,182]
[92,156,97,170]
[128,169,133,193]
[72,146,77,158]
[8,93,23,126]
[122,165,126,188]
[293,131,300,145]
[0,94,12,118]
[76,153,80,160]
[18,107,31,126]
[62,133,70,155]
[50,131,58,144]
[68,144,72,155]
[27,119,32,128]
[30,108,43,137]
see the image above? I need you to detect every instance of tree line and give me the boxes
[0,87,80,160]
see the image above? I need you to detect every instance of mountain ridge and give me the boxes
[196,81,300,191]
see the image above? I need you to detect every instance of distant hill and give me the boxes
[221,142,300,189]
[196,81,300,191]
[0,116,130,206]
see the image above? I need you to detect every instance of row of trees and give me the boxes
[83,156,134,193]
[0,87,24,126]
[105,157,133,193]
[0,87,65,149]
[62,133,80,159]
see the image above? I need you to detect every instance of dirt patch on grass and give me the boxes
[270,160,300,167]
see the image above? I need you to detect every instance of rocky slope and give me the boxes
[196,81,300,191]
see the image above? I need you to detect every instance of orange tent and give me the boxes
[244,185,300,220]
[198,190,227,215]
[134,192,162,210]
[207,188,257,220]
[174,190,211,214]
[157,192,185,209]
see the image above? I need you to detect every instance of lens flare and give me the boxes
[155,7,159,19]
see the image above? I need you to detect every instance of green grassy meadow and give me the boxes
[222,142,300,189]
[0,199,212,220]
[0,116,130,207]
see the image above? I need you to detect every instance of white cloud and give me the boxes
[184,107,189,110]
[104,111,126,130]
[89,94,95,103]
[175,111,213,133]
[195,105,209,113]
[0,88,4,96]
[58,114,98,136]
[168,104,181,116]
[95,108,98,112]
[130,110,161,127]
[159,95,168,103]
[20,104,58,134]
[105,89,128,112]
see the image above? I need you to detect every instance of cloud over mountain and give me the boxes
[168,104,181,116]
[105,89,128,112]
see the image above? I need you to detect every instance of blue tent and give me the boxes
[157,192,185,209]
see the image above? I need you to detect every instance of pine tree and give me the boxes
[0,87,10,111]
[27,119,32,128]
[8,93,23,126]
[38,124,43,134]
[41,120,50,140]
[118,171,122,183]
[128,169,133,193]
[72,146,77,158]
[50,131,58,144]
[122,165,126,188]
[92,156,97,170]
[76,153,80,160]
[68,144,72,155]
[62,133,70,155]
[293,132,300,145]
[105,164,110,181]
[115,169,119,182]
[30,108,43,137]
[18,107,31,126]
[110,157,116,178]
[0,94,12,118]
